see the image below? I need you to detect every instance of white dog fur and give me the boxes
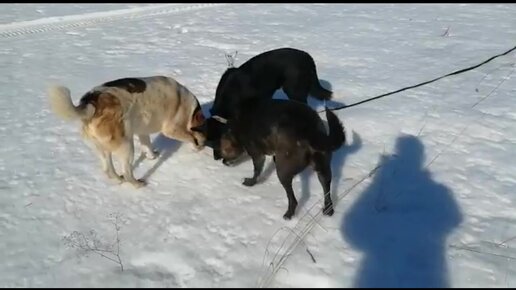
[48,76,206,188]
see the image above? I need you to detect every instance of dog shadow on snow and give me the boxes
[133,134,182,180]
[341,134,463,288]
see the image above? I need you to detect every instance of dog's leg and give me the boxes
[276,171,298,220]
[275,152,308,219]
[243,154,265,186]
[115,139,146,188]
[102,151,123,182]
[213,148,223,160]
[275,156,298,220]
[92,142,123,183]
[138,134,158,160]
[313,153,334,216]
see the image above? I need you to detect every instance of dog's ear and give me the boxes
[194,109,205,124]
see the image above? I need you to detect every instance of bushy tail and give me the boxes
[325,108,345,151]
[47,85,95,121]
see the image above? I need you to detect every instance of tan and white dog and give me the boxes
[48,76,207,188]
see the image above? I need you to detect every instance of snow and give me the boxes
[0,4,157,25]
[1,3,516,288]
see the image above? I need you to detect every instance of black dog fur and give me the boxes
[207,47,333,160]
[219,98,345,220]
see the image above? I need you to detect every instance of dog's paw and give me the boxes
[145,150,159,160]
[107,173,124,183]
[222,158,236,167]
[242,178,257,187]
[129,179,147,188]
[283,211,294,220]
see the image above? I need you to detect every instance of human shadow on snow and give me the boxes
[341,134,462,288]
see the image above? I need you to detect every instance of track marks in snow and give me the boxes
[0,4,225,39]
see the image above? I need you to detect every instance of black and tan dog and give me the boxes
[207,47,334,161]
[219,98,345,220]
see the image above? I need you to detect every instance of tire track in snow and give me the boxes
[0,4,225,39]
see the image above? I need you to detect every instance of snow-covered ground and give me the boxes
[1,3,515,287]
[0,4,156,25]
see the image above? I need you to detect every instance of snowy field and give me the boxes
[1,3,515,288]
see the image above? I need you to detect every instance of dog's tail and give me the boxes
[310,82,333,101]
[325,108,345,151]
[47,85,95,121]
[309,67,333,100]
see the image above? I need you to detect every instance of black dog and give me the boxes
[219,98,345,220]
[207,47,333,161]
